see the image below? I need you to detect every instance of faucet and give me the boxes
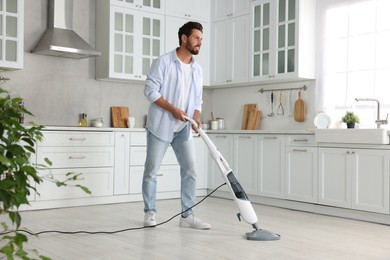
[355,98,388,128]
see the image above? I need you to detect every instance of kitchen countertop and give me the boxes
[42,125,315,134]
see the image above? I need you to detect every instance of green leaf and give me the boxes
[76,185,92,195]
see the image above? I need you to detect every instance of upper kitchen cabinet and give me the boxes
[110,0,164,14]
[212,0,250,22]
[210,15,249,87]
[96,1,164,82]
[0,0,23,70]
[165,16,210,86]
[250,0,315,83]
[166,0,210,22]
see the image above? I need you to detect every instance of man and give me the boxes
[142,21,210,230]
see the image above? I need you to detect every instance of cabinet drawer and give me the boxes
[286,135,317,146]
[40,131,114,147]
[130,146,177,166]
[36,167,114,200]
[37,147,115,168]
[130,132,147,146]
[129,165,181,194]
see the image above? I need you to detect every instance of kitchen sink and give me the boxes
[315,128,390,144]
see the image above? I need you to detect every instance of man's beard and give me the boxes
[187,43,200,55]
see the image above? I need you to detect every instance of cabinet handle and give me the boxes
[239,136,251,139]
[292,139,309,142]
[69,138,87,141]
[68,156,86,160]
[292,149,307,152]
[264,136,277,140]
[157,173,163,177]
[215,136,227,138]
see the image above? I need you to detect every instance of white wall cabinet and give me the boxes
[318,147,390,214]
[285,135,317,203]
[165,0,209,21]
[210,15,249,86]
[212,0,250,21]
[111,0,164,14]
[0,0,23,70]
[249,0,315,83]
[96,2,164,81]
[257,134,285,198]
[165,16,210,86]
[233,134,258,195]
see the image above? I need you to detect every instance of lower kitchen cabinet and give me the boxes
[35,131,115,201]
[114,132,130,195]
[285,135,318,203]
[318,147,390,214]
[233,134,258,195]
[257,134,285,199]
[208,133,234,192]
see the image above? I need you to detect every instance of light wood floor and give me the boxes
[12,197,390,260]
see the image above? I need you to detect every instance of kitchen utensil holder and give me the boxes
[258,85,307,94]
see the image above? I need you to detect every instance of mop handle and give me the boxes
[185,116,232,174]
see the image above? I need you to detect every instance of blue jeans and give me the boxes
[142,125,196,217]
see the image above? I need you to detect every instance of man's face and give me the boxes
[185,29,203,55]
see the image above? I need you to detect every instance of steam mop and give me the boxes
[186,117,280,241]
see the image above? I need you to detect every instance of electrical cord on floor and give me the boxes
[0,183,227,236]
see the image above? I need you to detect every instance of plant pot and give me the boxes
[347,122,355,128]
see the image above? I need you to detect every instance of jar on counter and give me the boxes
[217,118,225,130]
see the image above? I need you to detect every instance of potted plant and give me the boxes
[0,86,90,259]
[342,111,360,128]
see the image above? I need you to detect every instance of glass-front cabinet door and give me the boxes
[110,6,164,80]
[0,0,23,70]
[277,0,296,74]
[110,0,164,14]
[250,0,315,82]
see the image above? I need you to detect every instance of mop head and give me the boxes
[246,229,281,241]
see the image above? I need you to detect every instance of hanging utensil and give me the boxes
[277,90,284,115]
[294,90,306,122]
[268,91,274,117]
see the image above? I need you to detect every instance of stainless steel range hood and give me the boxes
[31,0,101,59]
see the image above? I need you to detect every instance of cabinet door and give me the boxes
[352,149,390,214]
[233,135,257,195]
[110,6,164,80]
[212,0,250,21]
[114,132,130,195]
[193,136,208,189]
[258,135,285,198]
[0,0,23,70]
[208,134,234,191]
[165,0,209,21]
[111,0,165,14]
[318,148,351,208]
[165,16,210,86]
[250,0,274,80]
[285,146,317,203]
[211,15,249,86]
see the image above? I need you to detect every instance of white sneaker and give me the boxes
[144,211,156,227]
[179,215,211,230]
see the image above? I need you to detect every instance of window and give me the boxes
[316,0,390,128]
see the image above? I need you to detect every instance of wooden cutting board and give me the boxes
[246,110,262,130]
[111,106,129,128]
[242,104,258,130]
[294,91,306,122]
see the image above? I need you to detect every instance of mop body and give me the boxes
[186,117,280,241]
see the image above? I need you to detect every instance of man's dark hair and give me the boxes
[178,21,203,46]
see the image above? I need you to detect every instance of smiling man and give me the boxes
[143,21,210,230]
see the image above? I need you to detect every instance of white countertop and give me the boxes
[42,125,315,135]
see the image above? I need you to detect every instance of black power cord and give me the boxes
[0,183,227,236]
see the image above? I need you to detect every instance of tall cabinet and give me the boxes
[0,0,23,70]
[210,0,250,86]
[249,0,315,82]
[96,0,165,81]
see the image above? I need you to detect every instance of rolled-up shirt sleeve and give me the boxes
[144,59,164,103]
